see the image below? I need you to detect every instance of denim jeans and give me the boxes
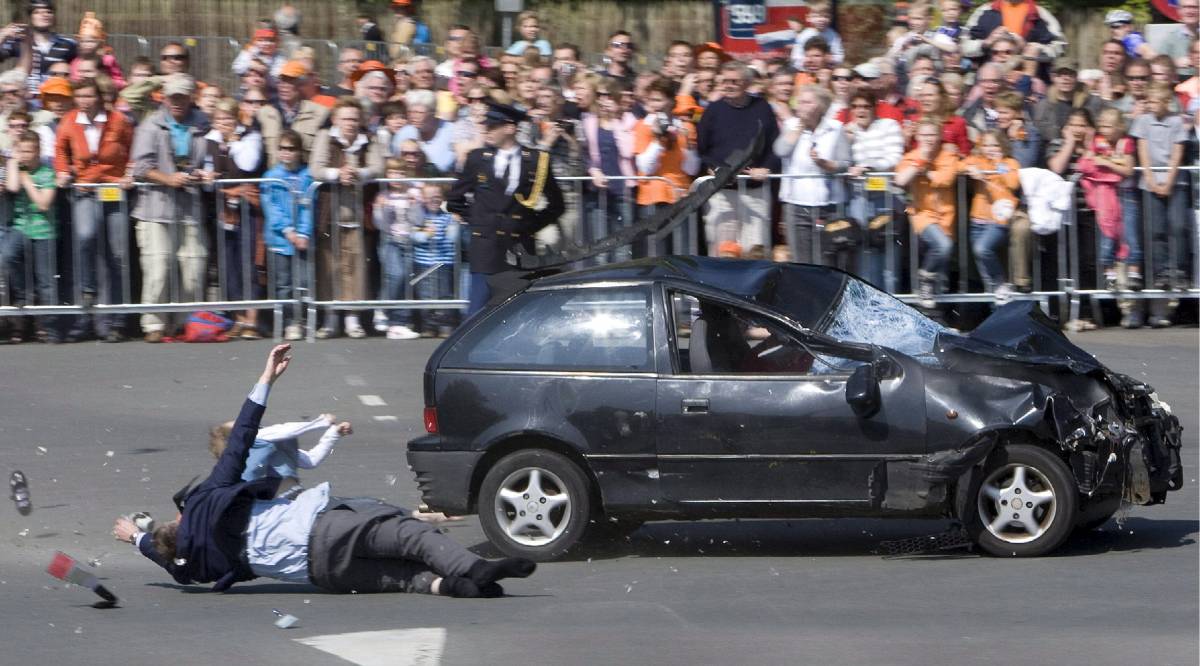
[1,231,60,333]
[270,251,307,326]
[1143,186,1191,282]
[970,220,1009,292]
[919,224,954,277]
[1119,186,1142,268]
[848,189,891,288]
[221,219,260,302]
[70,194,132,335]
[467,271,491,317]
[414,262,456,332]
[378,237,412,327]
[583,188,630,263]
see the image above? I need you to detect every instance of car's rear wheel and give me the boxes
[966,444,1078,557]
[478,450,592,561]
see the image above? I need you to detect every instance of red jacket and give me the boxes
[54,109,133,184]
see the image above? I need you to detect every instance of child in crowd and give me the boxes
[1077,108,1137,291]
[3,131,59,343]
[1106,10,1156,60]
[888,2,936,64]
[72,12,125,89]
[505,10,552,57]
[895,119,960,309]
[410,183,460,337]
[374,157,424,340]
[209,413,352,499]
[788,2,844,67]
[376,101,408,158]
[935,0,964,42]
[263,129,314,341]
[961,130,1021,300]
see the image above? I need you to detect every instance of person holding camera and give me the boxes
[528,84,582,251]
[633,76,699,254]
[0,0,77,100]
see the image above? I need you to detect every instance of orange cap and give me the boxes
[253,28,277,41]
[717,241,743,257]
[40,77,73,99]
[279,60,309,79]
[350,60,391,85]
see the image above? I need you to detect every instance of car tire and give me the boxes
[1074,494,1122,533]
[587,516,645,543]
[965,444,1078,557]
[478,450,592,561]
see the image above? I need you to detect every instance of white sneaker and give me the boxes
[284,324,304,341]
[346,324,368,339]
[994,283,1013,304]
[386,325,420,340]
[373,309,389,333]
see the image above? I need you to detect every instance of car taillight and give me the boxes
[423,407,439,434]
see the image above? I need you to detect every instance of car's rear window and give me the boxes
[443,286,653,372]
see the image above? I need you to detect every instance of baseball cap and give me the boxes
[279,60,309,79]
[853,62,880,80]
[39,76,72,99]
[162,73,196,97]
[1104,10,1133,26]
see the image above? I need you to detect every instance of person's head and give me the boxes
[915,119,943,152]
[941,40,963,73]
[239,86,267,122]
[694,68,715,97]
[516,10,541,41]
[595,78,624,117]
[5,111,30,141]
[211,97,239,138]
[159,42,189,75]
[989,35,1019,66]
[910,55,937,82]
[71,77,100,116]
[515,68,539,105]
[128,57,154,85]
[74,54,101,82]
[28,0,55,32]
[14,130,39,169]
[643,76,675,114]
[1124,58,1150,98]
[907,2,930,33]
[276,128,304,168]
[807,1,832,31]
[573,72,600,110]
[93,73,116,108]
[396,138,425,171]
[718,61,753,102]
[151,520,180,563]
[1149,54,1177,84]
[422,182,444,211]
[1096,107,1125,143]
[407,56,435,90]
[829,65,854,99]
[871,58,897,97]
[848,89,877,127]
[977,129,1010,161]
[47,60,71,80]
[241,59,269,92]
[0,70,26,113]
[252,27,277,56]
[802,37,830,73]
[917,78,946,117]
[941,72,964,109]
[940,0,961,24]
[380,100,407,133]
[993,90,1024,127]
[534,83,563,115]
[196,84,221,116]
[1147,81,1175,118]
[359,71,394,106]
[795,84,832,127]
[665,40,694,78]
[977,63,1003,103]
[464,84,489,119]
[1052,66,1077,95]
[1105,10,1135,39]
[696,44,724,71]
[39,77,73,116]
[384,155,406,182]
[1100,39,1126,75]
[1180,0,1199,29]
[404,89,435,126]
[338,48,365,83]
[769,66,796,104]
[1064,108,1094,141]
[607,30,634,65]
[208,421,233,459]
[332,96,363,136]
[445,24,470,59]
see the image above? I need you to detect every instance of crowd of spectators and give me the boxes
[0,0,1197,344]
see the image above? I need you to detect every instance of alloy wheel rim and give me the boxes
[977,463,1057,544]
[494,466,572,546]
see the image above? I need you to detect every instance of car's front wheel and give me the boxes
[478,450,592,561]
[966,444,1078,557]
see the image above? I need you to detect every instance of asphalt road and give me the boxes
[1,328,1197,665]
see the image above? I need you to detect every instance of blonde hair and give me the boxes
[208,421,233,459]
[1147,80,1174,101]
[1097,106,1126,135]
[976,129,1012,158]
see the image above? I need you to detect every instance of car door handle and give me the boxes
[682,398,709,415]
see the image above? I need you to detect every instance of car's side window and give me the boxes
[670,292,864,376]
[451,287,652,371]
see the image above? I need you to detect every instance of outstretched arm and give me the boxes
[206,345,295,490]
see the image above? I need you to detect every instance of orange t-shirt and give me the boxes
[1000,2,1030,37]
[961,155,1021,225]
[899,148,960,236]
[632,118,695,206]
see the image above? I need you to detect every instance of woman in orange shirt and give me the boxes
[633,76,699,254]
[961,129,1021,299]
[894,119,959,308]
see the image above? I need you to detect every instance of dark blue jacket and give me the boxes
[139,396,281,591]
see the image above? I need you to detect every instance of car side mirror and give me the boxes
[846,362,880,419]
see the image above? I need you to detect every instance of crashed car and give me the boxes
[407,257,1183,561]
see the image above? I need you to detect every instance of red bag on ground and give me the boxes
[181,311,233,342]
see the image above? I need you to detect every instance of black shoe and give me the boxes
[10,471,31,515]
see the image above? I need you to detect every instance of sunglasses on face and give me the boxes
[401,150,423,157]
[610,41,633,50]
[244,98,266,105]
[49,71,70,78]
[8,122,29,129]
[850,103,872,109]
[992,49,1014,55]
[161,53,187,61]
[457,70,478,78]
[832,75,852,82]
[1127,75,1149,81]
[719,78,743,85]
[447,35,465,41]
[278,145,298,151]
[468,96,488,102]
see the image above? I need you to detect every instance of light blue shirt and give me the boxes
[393,122,457,174]
[244,482,330,583]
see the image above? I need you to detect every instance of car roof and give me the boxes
[531,256,849,329]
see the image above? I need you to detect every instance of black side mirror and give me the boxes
[846,362,880,418]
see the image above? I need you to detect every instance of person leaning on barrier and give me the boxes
[894,118,960,309]
[842,89,904,288]
[262,129,313,342]
[309,96,385,339]
[53,76,133,342]
[257,60,330,168]
[130,73,211,343]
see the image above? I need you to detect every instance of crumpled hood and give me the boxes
[934,301,1103,375]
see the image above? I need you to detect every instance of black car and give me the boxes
[407,257,1183,561]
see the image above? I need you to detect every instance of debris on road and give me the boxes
[10,471,31,515]
[273,609,299,629]
[46,551,120,608]
[879,526,973,558]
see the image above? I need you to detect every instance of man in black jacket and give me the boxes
[447,100,564,316]
[113,344,535,597]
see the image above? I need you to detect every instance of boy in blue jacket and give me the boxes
[262,129,314,341]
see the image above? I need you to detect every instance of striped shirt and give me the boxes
[847,118,905,172]
[411,211,460,266]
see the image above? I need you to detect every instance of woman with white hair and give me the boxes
[355,69,394,132]
[392,88,455,173]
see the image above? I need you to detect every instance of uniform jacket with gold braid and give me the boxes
[446,145,565,274]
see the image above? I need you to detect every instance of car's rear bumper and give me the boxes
[406,437,481,515]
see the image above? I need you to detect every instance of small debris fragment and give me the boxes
[18,528,30,537]
[36,446,47,455]
[385,474,398,486]
[105,451,114,458]
[272,609,299,629]
[74,627,83,635]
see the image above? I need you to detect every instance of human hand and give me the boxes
[320,412,336,423]
[339,163,357,186]
[112,517,138,544]
[55,172,71,188]
[337,421,353,436]
[746,167,770,181]
[198,170,216,184]
[590,170,608,188]
[119,173,135,190]
[293,235,309,251]
[846,165,867,178]
[260,343,292,385]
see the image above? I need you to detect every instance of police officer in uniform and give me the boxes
[447,101,564,316]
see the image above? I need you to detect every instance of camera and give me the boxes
[654,113,672,137]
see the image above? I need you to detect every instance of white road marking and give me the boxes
[358,394,387,407]
[296,628,446,666]
[373,415,399,422]
[345,375,367,387]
